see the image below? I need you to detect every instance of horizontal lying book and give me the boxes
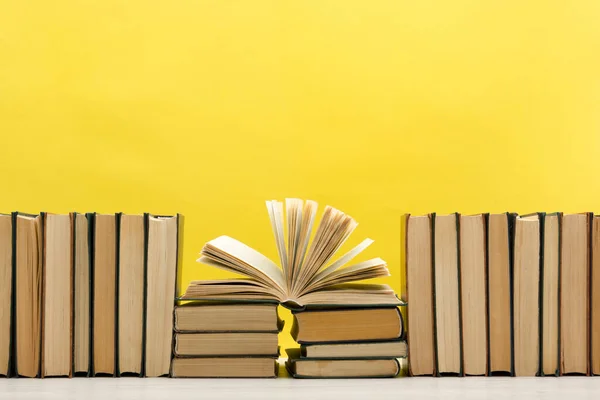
[181,199,401,309]
[301,340,407,359]
[173,332,279,357]
[291,307,404,343]
[171,357,278,378]
[174,303,283,332]
[286,349,400,378]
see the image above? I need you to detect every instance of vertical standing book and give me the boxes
[459,214,488,376]
[41,213,73,377]
[145,214,180,377]
[560,213,591,375]
[14,213,43,378]
[73,213,91,376]
[405,214,435,376]
[513,214,540,377]
[92,213,117,376]
[433,213,461,376]
[487,213,513,375]
[541,213,560,376]
[0,214,12,376]
[117,214,145,377]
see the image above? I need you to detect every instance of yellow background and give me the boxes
[2,1,600,352]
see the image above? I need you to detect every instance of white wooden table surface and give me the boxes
[0,376,599,400]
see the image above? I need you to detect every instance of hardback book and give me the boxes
[286,349,400,378]
[174,303,281,332]
[459,214,487,376]
[171,357,278,378]
[300,340,407,358]
[92,213,117,376]
[405,213,435,376]
[117,214,145,376]
[41,213,73,377]
[560,213,591,375]
[487,213,514,375]
[541,213,560,376]
[181,200,399,308]
[73,213,91,376]
[173,332,279,357]
[433,213,461,376]
[593,215,600,375]
[0,214,12,376]
[14,212,43,377]
[145,214,180,377]
[513,214,541,377]
[290,307,403,343]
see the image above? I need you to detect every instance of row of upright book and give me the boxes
[0,212,181,377]
[404,212,600,376]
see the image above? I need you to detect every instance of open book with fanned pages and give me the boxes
[180,199,402,310]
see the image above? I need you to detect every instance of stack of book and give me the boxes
[0,212,181,378]
[170,301,283,378]
[180,199,403,378]
[285,306,405,378]
[404,212,600,377]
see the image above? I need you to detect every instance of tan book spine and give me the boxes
[433,214,461,375]
[487,213,512,375]
[560,213,590,376]
[405,214,435,376]
[459,214,488,376]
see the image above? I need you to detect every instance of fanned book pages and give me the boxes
[182,199,400,308]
